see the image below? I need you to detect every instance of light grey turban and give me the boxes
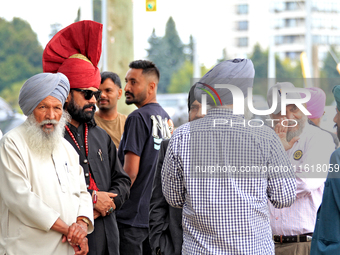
[194,59,255,106]
[19,73,70,116]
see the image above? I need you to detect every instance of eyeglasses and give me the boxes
[71,88,102,100]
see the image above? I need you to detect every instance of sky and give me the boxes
[0,0,231,68]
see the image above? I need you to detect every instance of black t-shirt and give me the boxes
[117,103,171,228]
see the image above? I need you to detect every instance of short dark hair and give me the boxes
[129,60,160,81]
[100,71,121,88]
[188,84,196,112]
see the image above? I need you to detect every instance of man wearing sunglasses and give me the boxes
[43,21,131,255]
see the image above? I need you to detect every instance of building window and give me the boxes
[237,21,248,31]
[285,35,298,44]
[275,36,283,45]
[275,18,304,29]
[237,4,248,14]
[313,1,340,12]
[286,2,298,11]
[275,35,302,45]
[285,18,297,27]
[313,35,340,45]
[237,37,248,47]
[285,52,300,60]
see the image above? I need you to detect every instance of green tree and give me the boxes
[185,35,194,62]
[320,46,340,104]
[75,8,81,22]
[0,17,43,93]
[249,43,268,78]
[168,60,210,93]
[146,29,163,63]
[147,17,186,93]
[0,79,25,113]
[321,46,339,78]
[248,43,268,96]
[276,57,302,80]
[248,43,303,96]
[168,60,193,93]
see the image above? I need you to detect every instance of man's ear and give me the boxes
[148,81,156,94]
[66,92,72,103]
[118,88,123,99]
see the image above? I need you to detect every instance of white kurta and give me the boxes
[0,122,94,255]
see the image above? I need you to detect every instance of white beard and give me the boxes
[286,115,307,142]
[26,112,70,158]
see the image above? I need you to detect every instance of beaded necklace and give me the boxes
[65,123,89,156]
[65,123,99,191]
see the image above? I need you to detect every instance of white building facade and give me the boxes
[226,0,340,63]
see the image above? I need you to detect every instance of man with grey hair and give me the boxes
[162,59,296,254]
[0,73,94,255]
[267,82,334,255]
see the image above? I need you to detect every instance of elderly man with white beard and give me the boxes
[266,82,334,255]
[0,73,94,255]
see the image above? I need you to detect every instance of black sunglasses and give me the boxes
[71,88,102,100]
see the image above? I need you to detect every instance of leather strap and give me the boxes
[273,233,313,243]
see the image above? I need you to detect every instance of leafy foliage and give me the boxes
[147,17,188,93]
[75,8,81,23]
[0,17,43,93]
[320,46,340,104]
[248,43,303,97]
[0,79,25,113]
[168,60,210,93]
[167,60,193,93]
[321,45,340,79]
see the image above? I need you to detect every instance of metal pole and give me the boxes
[193,37,201,79]
[268,3,276,91]
[101,0,107,71]
[305,0,313,78]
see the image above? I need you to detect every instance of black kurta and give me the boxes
[149,139,183,255]
[65,121,131,255]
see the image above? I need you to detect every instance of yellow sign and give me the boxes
[337,63,340,75]
[146,0,157,11]
[300,52,311,79]
[294,150,303,160]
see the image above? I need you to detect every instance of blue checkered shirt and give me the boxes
[162,108,296,255]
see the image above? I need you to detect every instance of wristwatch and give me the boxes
[78,217,90,226]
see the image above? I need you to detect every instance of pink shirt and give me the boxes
[269,123,334,235]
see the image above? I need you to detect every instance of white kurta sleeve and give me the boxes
[77,165,94,234]
[0,138,60,232]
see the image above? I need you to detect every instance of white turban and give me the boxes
[19,73,70,116]
[194,59,255,106]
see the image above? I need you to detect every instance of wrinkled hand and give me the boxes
[93,209,101,220]
[62,230,88,255]
[67,223,87,246]
[72,237,89,255]
[274,117,299,151]
[95,191,117,217]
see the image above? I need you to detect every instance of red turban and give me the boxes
[43,20,102,89]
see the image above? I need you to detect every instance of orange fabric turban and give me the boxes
[43,20,102,89]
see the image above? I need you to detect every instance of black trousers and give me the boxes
[118,222,152,255]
